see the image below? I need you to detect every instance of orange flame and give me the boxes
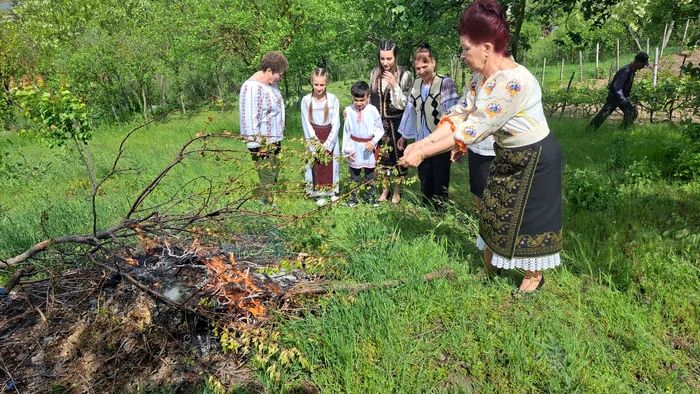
[202,254,280,320]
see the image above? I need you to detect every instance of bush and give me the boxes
[674,150,700,181]
[671,121,700,181]
[0,90,12,129]
[542,85,607,117]
[622,157,661,186]
[564,167,614,209]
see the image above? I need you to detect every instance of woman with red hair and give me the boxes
[400,0,563,293]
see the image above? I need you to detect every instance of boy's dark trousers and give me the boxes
[349,167,376,203]
[589,91,638,131]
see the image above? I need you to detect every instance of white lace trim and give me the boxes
[476,236,561,271]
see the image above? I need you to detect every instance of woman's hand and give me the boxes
[397,137,406,151]
[382,71,397,89]
[399,148,423,168]
[404,142,417,156]
[365,142,375,152]
[450,149,465,162]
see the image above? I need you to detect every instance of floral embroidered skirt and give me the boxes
[478,133,563,271]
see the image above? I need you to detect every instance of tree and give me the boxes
[11,78,98,231]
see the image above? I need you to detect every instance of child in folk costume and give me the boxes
[341,81,384,207]
[301,68,340,205]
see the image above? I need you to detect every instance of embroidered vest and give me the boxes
[410,74,445,133]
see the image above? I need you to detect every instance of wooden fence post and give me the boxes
[560,58,564,84]
[653,47,659,87]
[616,39,620,71]
[646,38,649,55]
[595,42,599,78]
[542,58,546,86]
[579,50,583,83]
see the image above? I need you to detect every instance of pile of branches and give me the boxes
[0,110,453,391]
[0,110,327,391]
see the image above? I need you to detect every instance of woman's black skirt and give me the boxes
[467,150,494,199]
[479,133,563,259]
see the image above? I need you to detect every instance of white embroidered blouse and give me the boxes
[300,93,340,152]
[447,65,549,151]
[341,104,384,169]
[239,79,285,149]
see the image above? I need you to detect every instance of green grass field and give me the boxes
[1,87,699,392]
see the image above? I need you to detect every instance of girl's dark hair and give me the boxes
[458,0,510,55]
[309,68,330,123]
[374,40,399,88]
[351,81,370,98]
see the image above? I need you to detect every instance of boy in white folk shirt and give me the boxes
[341,81,384,207]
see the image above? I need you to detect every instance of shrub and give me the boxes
[671,121,700,181]
[674,150,700,181]
[622,157,661,186]
[564,167,614,209]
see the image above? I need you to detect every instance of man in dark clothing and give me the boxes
[588,52,649,130]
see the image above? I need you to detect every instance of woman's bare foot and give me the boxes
[518,271,544,292]
[378,187,390,202]
[391,184,401,204]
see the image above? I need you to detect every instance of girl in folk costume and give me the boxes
[301,68,340,205]
[397,43,461,210]
[370,39,412,203]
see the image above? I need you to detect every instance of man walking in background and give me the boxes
[588,52,649,130]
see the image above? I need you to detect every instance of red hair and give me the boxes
[458,0,510,55]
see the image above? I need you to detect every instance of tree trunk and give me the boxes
[510,0,527,62]
[660,21,674,59]
[141,84,148,121]
[622,23,644,52]
[71,135,97,200]
[680,19,690,53]
[159,74,166,105]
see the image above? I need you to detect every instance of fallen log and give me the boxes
[281,268,454,301]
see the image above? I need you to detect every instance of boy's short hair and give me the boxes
[260,51,289,74]
[351,81,370,98]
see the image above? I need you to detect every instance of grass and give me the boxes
[1,100,699,392]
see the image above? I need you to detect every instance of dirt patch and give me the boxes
[641,49,700,79]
